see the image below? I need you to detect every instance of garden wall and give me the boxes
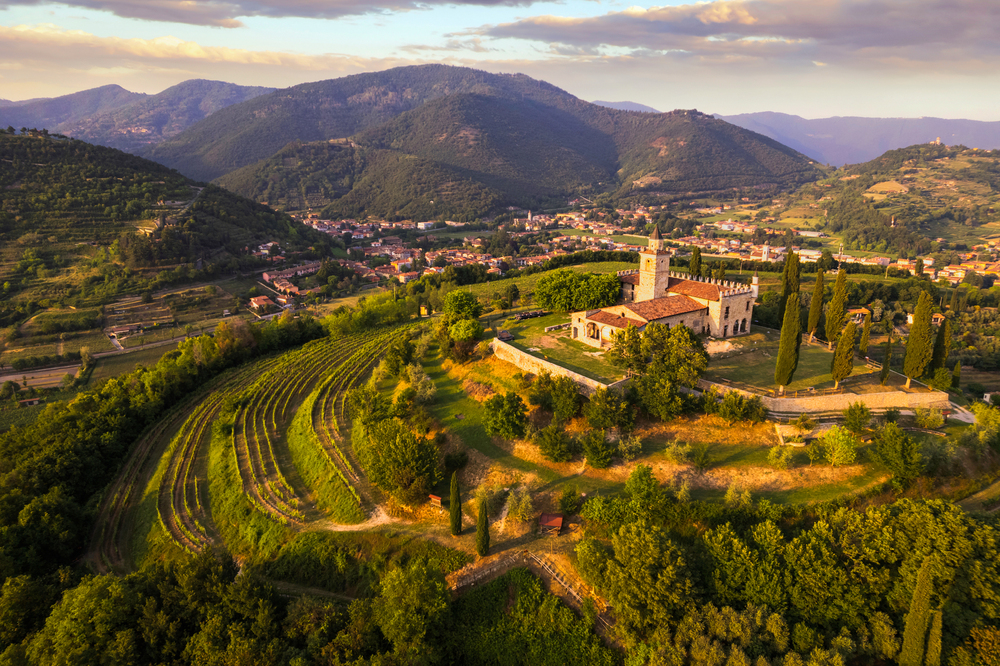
[697,379,950,414]
[490,339,628,396]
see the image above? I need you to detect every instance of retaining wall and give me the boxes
[697,379,950,414]
[490,339,628,396]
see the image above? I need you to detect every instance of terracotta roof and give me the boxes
[667,276,721,301]
[619,273,640,285]
[588,310,646,329]
[625,295,706,321]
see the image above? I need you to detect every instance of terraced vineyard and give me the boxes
[89,324,415,568]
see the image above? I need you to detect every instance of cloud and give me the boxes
[0,0,552,27]
[482,0,1000,70]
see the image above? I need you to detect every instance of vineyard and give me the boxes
[89,325,413,571]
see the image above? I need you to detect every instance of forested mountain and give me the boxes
[593,100,660,113]
[205,65,821,218]
[149,65,816,194]
[718,111,1000,166]
[0,132,323,305]
[0,84,143,132]
[59,79,275,153]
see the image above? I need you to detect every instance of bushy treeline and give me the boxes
[1,548,610,665]
[533,269,620,312]
[0,313,323,584]
[578,484,1000,666]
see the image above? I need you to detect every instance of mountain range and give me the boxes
[717,112,1000,166]
[0,80,273,153]
[593,100,660,113]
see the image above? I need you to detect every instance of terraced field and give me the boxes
[87,325,414,571]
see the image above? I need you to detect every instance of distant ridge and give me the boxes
[717,111,1000,165]
[593,100,660,113]
[0,85,143,131]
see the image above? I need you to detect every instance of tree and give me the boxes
[582,430,615,469]
[825,268,847,348]
[822,425,858,467]
[881,333,894,386]
[843,401,871,435]
[583,387,634,433]
[930,319,950,371]
[482,391,527,439]
[449,472,462,536]
[641,323,708,387]
[871,422,923,488]
[448,319,482,343]
[900,556,935,666]
[475,498,490,557]
[535,425,578,462]
[361,419,441,505]
[774,293,801,394]
[608,325,644,376]
[952,361,961,389]
[550,375,582,425]
[831,321,856,389]
[903,291,934,388]
[807,269,825,342]
[373,558,448,660]
[859,310,872,354]
[689,246,701,276]
[602,522,695,638]
[443,290,482,322]
[779,252,800,324]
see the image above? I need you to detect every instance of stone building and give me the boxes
[572,228,758,348]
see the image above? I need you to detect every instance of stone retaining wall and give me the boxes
[490,339,628,396]
[698,379,950,414]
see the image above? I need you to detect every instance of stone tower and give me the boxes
[636,227,671,302]
[751,269,760,299]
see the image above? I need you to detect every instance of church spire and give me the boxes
[648,226,665,251]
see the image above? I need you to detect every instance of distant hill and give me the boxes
[60,79,275,154]
[593,100,660,113]
[717,112,1000,166]
[0,132,324,305]
[0,85,144,132]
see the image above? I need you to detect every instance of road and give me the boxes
[0,364,80,389]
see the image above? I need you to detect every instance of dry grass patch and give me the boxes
[462,379,495,402]
[641,414,780,449]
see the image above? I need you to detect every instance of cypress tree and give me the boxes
[951,361,961,389]
[904,291,934,389]
[925,610,943,666]
[949,288,959,312]
[859,311,872,354]
[449,472,462,536]
[807,270,825,342]
[689,246,701,277]
[831,321,856,389]
[774,293,801,394]
[825,268,847,349]
[779,252,800,324]
[475,498,490,557]
[900,556,935,666]
[930,319,950,371]
[880,335,893,386]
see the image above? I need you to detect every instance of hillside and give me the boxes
[718,111,1000,165]
[754,143,1000,256]
[205,66,820,218]
[0,84,144,132]
[0,131,323,308]
[593,100,660,113]
[150,65,821,196]
[59,79,275,153]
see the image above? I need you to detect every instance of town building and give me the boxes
[571,228,757,348]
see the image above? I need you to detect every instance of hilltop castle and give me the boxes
[571,227,758,348]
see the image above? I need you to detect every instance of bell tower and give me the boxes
[636,227,671,301]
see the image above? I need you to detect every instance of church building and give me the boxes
[572,228,758,349]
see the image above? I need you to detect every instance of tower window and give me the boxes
[745,301,750,311]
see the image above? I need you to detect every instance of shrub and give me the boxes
[482,392,528,439]
[767,445,795,470]
[928,367,953,392]
[559,487,582,515]
[822,425,858,467]
[444,450,468,472]
[718,391,768,424]
[617,434,642,462]
[506,486,534,523]
[534,425,577,462]
[581,429,615,469]
[662,439,692,464]
[691,444,714,472]
[883,407,901,424]
[915,408,945,430]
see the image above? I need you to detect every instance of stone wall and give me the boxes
[490,339,628,396]
[697,379,950,414]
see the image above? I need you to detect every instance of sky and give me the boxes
[2,0,999,120]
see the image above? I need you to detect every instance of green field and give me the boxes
[89,343,181,384]
[499,312,624,384]
[705,339,878,392]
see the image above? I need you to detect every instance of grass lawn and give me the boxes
[498,312,624,384]
[705,340,878,392]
